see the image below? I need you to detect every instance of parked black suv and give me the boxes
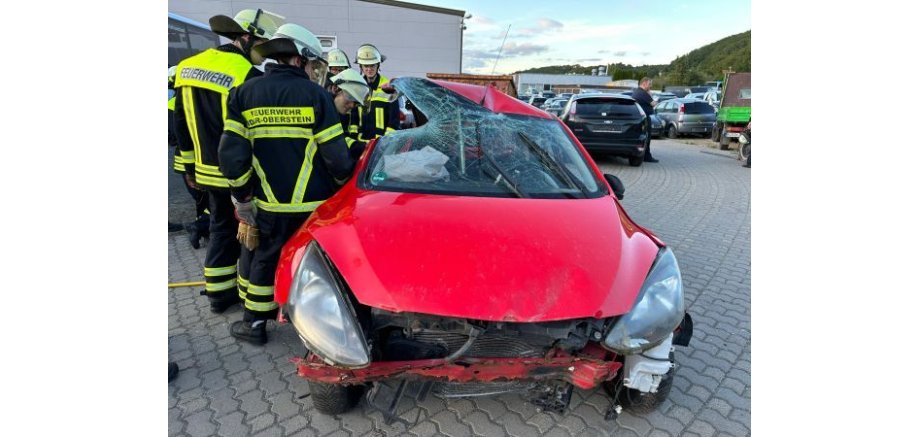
[561,94,648,166]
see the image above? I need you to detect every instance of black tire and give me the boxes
[628,155,644,167]
[309,382,363,415]
[667,125,679,139]
[711,123,722,142]
[739,143,751,161]
[604,353,675,414]
[718,131,730,150]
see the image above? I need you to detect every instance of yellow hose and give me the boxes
[168,281,206,288]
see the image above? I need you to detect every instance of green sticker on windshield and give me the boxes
[371,171,387,184]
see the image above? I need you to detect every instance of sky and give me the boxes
[410,0,751,75]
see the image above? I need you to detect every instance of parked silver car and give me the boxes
[655,98,717,138]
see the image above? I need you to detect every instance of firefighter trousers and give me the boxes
[203,190,247,304]
[241,211,311,321]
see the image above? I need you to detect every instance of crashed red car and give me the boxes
[274,78,692,419]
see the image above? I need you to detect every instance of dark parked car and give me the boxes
[650,114,665,138]
[528,95,549,107]
[561,94,648,166]
[655,98,717,138]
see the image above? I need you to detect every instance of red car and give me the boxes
[274,78,692,419]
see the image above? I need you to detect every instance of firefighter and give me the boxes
[169,65,210,248]
[218,23,356,345]
[353,44,399,142]
[173,8,284,313]
[329,69,370,161]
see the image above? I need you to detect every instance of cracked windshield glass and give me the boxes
[363,77,604,199]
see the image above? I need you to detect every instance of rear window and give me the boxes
[531,97,547,105]
[684,102,716,114]
[575,98,640,117]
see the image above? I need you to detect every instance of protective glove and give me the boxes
[232,197,257,226]
[232,197,259,250]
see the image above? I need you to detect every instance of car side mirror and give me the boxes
[604,174,625,200]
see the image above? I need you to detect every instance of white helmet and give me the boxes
[330,69,369,104]
[355,44,386,65]
[254,23,327,63]
[326,49,351,69]
[209,9,285,40]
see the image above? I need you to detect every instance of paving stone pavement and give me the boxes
[168,139,751,436]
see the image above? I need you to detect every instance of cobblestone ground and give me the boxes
[168,139,751,436]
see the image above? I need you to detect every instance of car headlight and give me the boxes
[288,241,370,367]
[604,247,685,354]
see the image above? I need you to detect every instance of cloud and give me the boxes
[501,41,549,57]
[613,51,627,57]
[469,15,495,26]
[598,49,610,54]
[640,51,651,57]
[576,58,602,62]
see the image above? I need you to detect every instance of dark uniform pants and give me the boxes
[241,212,311,321]
[203,190,245,304]
[644,118,653,159]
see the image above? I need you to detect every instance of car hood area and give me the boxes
[305,190,660,322]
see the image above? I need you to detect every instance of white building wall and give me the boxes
[169,0,463,79]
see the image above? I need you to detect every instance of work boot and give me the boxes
[168,222,183,232]
[186,215,210,249]
[168,362,179,382]
[208,294,241,314]
[230,319,267,345]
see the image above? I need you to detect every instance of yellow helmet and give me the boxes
[355,44,386,65]
[326,49,351,68]
[209,9,285,40]
[330,69,370,104]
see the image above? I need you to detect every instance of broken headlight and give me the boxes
[604,247,685,354]
[288,241,369,367]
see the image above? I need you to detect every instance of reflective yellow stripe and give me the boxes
[254,199,325,213]
[252,156,278,203]
[348,125,358,133]
[182,87,202,166]
[291,140,318,203]
[249,126,314,139]
[224,119,249,139]
[314,124,343,144]
[195,173,230,188]
[173,160,184,171]
[375,108,384,130]
[345,137,355,148]
[242,107,316,128]
[238,276,250,288]
[248,284,275,296]
[385,127,396,134]
[180,150,195,161]
[196,163,224,176]
[205,266,237,277]
[206,278,237,292]
[228,168,252,188]
[245,300,279,312]
[370,96,390,103]
[167,96,176,111]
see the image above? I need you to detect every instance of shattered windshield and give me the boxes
[362,78,605,199]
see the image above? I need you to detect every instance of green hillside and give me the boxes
[516,30,751,87]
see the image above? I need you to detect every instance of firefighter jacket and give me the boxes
[173,45,261,189]
[218,63,355,215]
[353,73,399,142]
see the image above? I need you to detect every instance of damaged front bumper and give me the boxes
[294,343,622,390]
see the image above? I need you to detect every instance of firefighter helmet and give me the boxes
[209,9,285,40]
[355,44,386,65]
[254,23,326,62]
[327,49,351,68]
[330,69,370,104]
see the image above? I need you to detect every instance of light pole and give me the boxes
[460,13,470,73]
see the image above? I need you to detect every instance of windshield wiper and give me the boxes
[478,126,526,198]
[517,132,589,197]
